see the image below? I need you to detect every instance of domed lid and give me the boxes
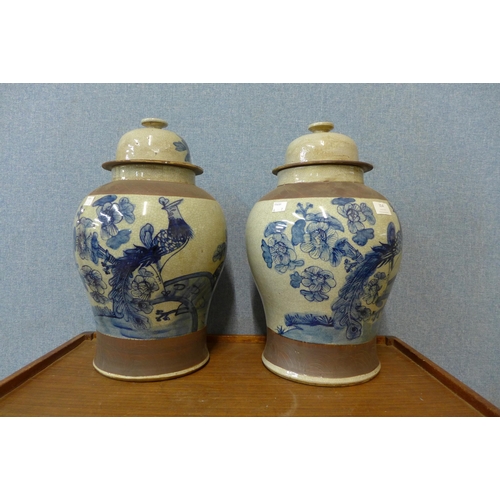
[102,118,203,174]
[272,121,372,174]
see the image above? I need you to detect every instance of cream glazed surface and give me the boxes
[74,118,227,380]
[246,121,402,385]
[246,190,401,345]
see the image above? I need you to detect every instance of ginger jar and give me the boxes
[246,122,402,386]
[73,118,227,380]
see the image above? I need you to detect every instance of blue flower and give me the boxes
[296,266,336,302]
[266,233,304,273]
[362,272,386,305]
[131,299,154,314]
[81,265,107,303]
[118,197,135,224]
[332,198,376,246]
[300,220,340,261]
[130,268,159,301]
[75,217,95,261]
[96,197,136,241]
[290,271,303,288]
[97,202,123,239]
[107,229,132,250]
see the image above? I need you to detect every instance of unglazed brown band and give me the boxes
[93,328,209,381]
[263,328,379,381]
[258,181,387,201]
[90,180,215,199]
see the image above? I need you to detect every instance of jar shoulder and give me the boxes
[259,182,387,202]
[89,180,215,201]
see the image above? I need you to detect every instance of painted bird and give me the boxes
[102,197,194,329]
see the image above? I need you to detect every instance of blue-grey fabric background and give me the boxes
[1,83,499,408]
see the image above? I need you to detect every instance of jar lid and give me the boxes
[272,121,372,174]
[102,118,203,174]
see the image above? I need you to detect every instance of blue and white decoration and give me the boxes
[75,195,226,339]
[260,198,402,344]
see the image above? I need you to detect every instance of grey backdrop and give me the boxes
[1,83,499,408]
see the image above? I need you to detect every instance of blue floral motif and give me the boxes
[74,215,102,265]
[300,220,340,261]
[174,139,192,163]
[332,197,376,246]
[92,196,136,249]
[81,265,107,304]
[262,233,304,273]
[290,266,336,302]
[92,195,117,206]
[362,272,386,305]
[76,196,225,339]
[261,222,304,273]
[75,217,95,261]
[107,230,132,250]
[97,201,122,238]
[292,202,348,266]
[289,271,303,288]
[118,197,135,224]
[259,197,401,343]
[282,222,401,341]
[330,222,402,339]
[129,269,160,314]
[261,202,364,274]
[213,242,227,262]
[130,268,159,301]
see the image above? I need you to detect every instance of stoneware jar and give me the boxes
[74,118,227,381]
[246,122,402,386]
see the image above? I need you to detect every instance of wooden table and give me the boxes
[1,333,498,416]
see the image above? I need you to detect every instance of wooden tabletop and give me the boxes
[1,333,498,417]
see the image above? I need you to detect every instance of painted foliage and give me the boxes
[261,198,402,343]
[75,195,226,339]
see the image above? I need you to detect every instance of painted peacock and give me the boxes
[95,197,194,330]
[284,222,402,340]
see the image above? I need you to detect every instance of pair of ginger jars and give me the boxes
[74,118,402,386]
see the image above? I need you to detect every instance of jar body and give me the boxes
[246,168,402,385]
[74,174,227,380]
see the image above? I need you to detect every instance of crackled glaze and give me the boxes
[246,122,402,386]
[74,119,226,380]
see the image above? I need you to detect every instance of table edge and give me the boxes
[1,332,499,416]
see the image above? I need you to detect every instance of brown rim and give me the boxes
[93,328,209,380]
[102,159,204,175]
[272,160,373,175]
[262,328,380,385]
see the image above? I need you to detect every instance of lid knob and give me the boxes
[308,121,334,133]
[141,118,168,129]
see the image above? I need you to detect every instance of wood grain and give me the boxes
[1,334,498,417]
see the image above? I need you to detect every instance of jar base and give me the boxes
[262,355,380,386]
[93,353,209,381]
[262,328,380,386]
[93,328,209,381]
